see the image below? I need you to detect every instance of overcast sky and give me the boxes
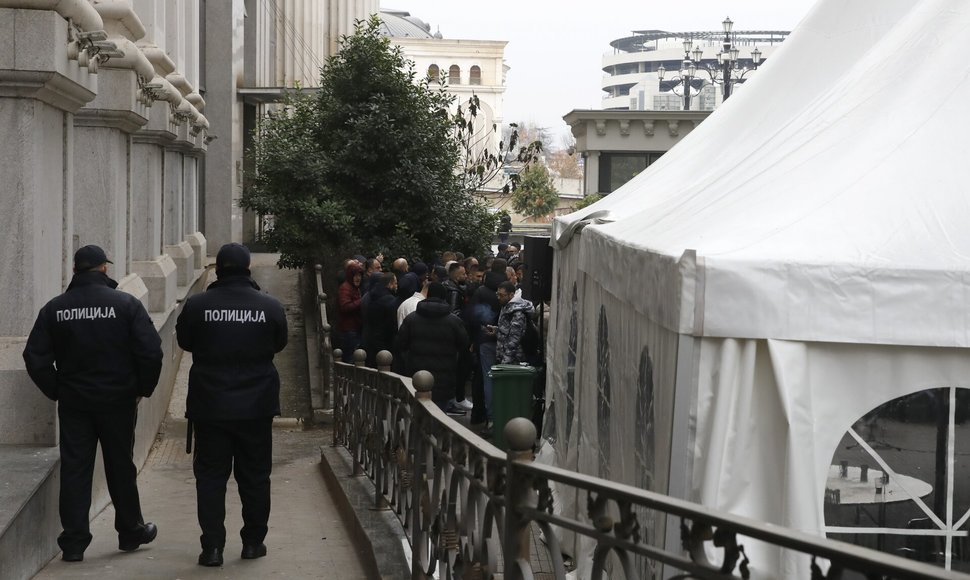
[381,0,818,147]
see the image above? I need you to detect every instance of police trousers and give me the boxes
[57,402,145,553]
[193,418,273,549]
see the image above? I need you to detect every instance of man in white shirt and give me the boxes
[397,279,428,328]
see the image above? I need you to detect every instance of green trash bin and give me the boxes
[489,364,537,450]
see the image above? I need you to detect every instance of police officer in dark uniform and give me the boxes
[176,243,287,567]
[22,244,162,562]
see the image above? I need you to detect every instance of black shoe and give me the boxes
[119,522,157,552]
[198,547,224,567]
[61,551,84,562]
[241,543,267,559]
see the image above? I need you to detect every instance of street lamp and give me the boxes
[710,17,761,101]
[656,37,699,111]
[658,18,763,108]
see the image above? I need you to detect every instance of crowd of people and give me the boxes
[335,243,535,433]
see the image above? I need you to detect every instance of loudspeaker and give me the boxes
[522,235,553,303]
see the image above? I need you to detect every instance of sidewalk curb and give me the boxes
[319,444,410,580]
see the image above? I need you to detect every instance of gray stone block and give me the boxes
[0,339,56,446]
[0,99,68,337]
[117,273,149,309]
[131,256,177,313]
[164,241,195,287]
[184,232,207,270]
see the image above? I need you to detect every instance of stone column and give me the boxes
[130,99,179,313]
[74,66,150,305]
[163,120,195,286]
[585,150,601,196]
[203,0,246,253]
[0,7,98,445]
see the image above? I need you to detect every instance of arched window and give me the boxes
[427,64,439,82]
[824,387,970,572]
[449,65,461,85]
[470,65,482,85]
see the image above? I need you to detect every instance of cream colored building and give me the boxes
[380,9,508,174]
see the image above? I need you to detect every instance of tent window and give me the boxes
[596,306,612,479]
[823,387,970,572]
[636,348,655,490]
[565,283,578,443]
[598,152,665,193]
[449,65,461,85]
[427,64,440,82]
[470,65,482,85]
[634,347,658,579]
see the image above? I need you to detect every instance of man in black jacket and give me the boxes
[395,283,469,408]
[176,243,288,567]
[362,272,399,367]
[22,244,163,562]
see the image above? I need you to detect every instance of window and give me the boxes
[470,65,482,85]
[427,64,439,82]
[598,152,665,193]
[824,387,970,572]
[448,65,461,85]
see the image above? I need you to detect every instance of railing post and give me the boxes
[372,351,393,511]
[411,371,434,580]
[332,348,343,447]
[319,293,330,409]
[376,350,392,373]
[350,349,367,476]
[504,418,537,580]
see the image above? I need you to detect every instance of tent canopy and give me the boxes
[555,0,970,347]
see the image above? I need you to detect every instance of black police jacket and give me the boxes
[22,271,163,409]
[176,275,288,421]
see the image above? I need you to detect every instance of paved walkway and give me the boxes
[34,256,370,579]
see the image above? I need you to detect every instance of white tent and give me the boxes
[544,0,970,576]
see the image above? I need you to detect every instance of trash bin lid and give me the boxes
[489,364,537,376]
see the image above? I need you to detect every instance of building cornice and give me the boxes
[0,70,96,112]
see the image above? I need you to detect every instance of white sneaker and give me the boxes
[457,398,473,410]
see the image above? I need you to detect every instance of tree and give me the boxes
[574,193,603,210]
[241,17,497,267]
[511,163,560,220]
[454,96,542,196]
[547,149,581,179]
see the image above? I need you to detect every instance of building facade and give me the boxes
[380,9,508,171]
[0,2,377,576]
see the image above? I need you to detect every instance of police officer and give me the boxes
[176,243,287,567]
[22,244,162,562]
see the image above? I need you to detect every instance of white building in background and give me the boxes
[603,28,789,111]
[379,9,507,166]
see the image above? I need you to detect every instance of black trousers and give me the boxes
[193,418,273,549]
[57,403,145,553]
[470,349,487,424]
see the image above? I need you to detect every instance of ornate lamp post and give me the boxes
[713,17,761,100]
[656,38,698,111]
[658,18,763,109]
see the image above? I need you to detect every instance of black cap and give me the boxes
[216,243,251,271]
[74,245,112,271]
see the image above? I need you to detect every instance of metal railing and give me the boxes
[329,349,961,580]
[312,264,334,411]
